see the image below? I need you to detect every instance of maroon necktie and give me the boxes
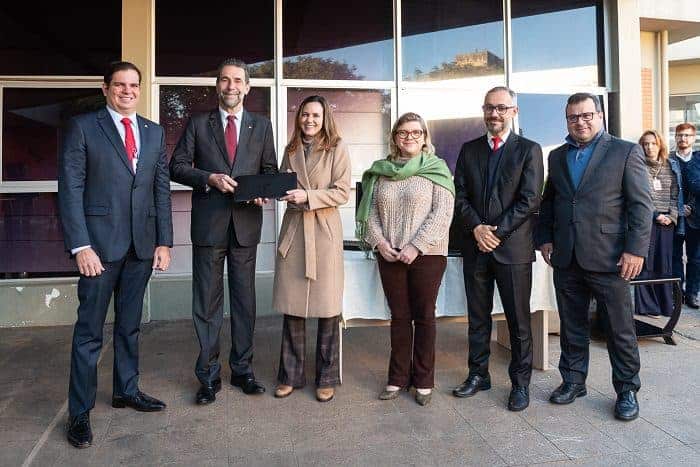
[225,115,237,165]
[121,118,137,172]
[491,135,502,153]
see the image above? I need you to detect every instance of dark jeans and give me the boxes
[377,255,446,389]
[553,255,641,394]
[673,226,700,297]
[636,222,674,316]
[277,314,341,388]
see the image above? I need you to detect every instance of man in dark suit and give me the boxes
[58,61,173,448]
[537,93,652,421]
[170,58,277,405]
[671,123,700,307]
[452,86,544,411]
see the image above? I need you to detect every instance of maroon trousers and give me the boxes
[377,255,447,389]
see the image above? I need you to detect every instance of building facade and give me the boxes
[0,0,698,326]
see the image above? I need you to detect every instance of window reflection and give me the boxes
[0,193,76,275]
[402,0,504,83]
[155,0,274,78]
[159,86,270,159]
[670,94,700,151]
[283,0,393,80]
[0,2,120,76]
[287,88,391,239]
[2,88,105,182]
[511,0,601,88]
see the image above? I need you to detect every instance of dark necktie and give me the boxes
[225,115,238,165]
[492,135,502,153]
[121,117,136,173]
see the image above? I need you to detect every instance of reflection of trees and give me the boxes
[275,56,364,80]
[411,50,504,81]
[160,86,217,137]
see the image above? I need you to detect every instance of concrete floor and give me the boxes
[1,308,699,467]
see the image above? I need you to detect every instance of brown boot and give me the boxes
[274,385,294,398]
[316,387,335,402]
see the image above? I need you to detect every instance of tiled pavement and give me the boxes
[1,308,699,466]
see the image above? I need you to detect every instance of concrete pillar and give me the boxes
[660,30,670,135]
[122,0,154,119]
[614,0,643,139]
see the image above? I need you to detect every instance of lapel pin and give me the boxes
[248,125,253,129]
[144,124,149,128]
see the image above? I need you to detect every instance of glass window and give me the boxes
[159,86,271,159]
[670,95,700,152]
[402,0,504,84]
[511,1,602,88]
[0,2,121,76]
[0,193,76,275]
[283,1,393,80]
[155,0,274,78]
[286,88,391,239]
[517,94,569,155]
[2,87,105,182]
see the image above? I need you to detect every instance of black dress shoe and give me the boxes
[196,379,222,405]
[453,374,491,398]
[685,294,699,309]
[231,374,266,395]
[508,386,529,411]
[614,390,639,421]
[112,391,166,412]
[549,382,587,405]
[67,412,92,449]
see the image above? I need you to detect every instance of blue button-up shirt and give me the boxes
[566,130,603,189]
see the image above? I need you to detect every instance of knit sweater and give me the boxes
[646,159,678,225]
[365,175,455,256]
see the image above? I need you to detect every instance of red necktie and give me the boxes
[121,117,136,172]
[492,135,502,153]
[225,115,237,165]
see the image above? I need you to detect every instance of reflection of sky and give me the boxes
[284,40,394,81]
[512,7,597,71]
[517,94,569,148]
[402,22,504,77]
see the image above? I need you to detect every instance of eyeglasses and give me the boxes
[566,112,597,123]
[396,129,424,139]
[676,133,696,139]
[482,104,515,115]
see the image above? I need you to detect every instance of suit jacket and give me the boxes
[455,133,544,265]
[58,107,173,262]
[678,151,700,230]
[536,132,653,272]
[169,109,278,247]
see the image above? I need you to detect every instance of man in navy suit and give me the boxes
[58,61,173,448]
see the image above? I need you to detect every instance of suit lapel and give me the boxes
[207,110,231,169]
[576,133,611,193]
[476,135,489,191]
[233,110,254,174]
[134,115,153,178]
[306,145,326,181]
[553,146,575,195]
[97,108,134,176]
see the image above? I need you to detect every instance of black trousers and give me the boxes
[635,222,674,316]
[277,314,341,388]
[553,254,641,394]
[463,254,533,387]
[68,248,153,417]
[192,222,257,386]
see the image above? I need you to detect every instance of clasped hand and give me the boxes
[377,241,419,264]
[473,224,500,253]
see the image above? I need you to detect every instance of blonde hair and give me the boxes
[639,129,669,162]
[388,112,434,161]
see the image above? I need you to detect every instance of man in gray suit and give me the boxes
[537,93,652,421]
[170,58,277,405]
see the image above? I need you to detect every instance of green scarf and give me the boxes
[355,152,455,242]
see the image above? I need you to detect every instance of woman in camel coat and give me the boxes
[273,95,351,402]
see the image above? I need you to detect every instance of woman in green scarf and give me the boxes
[356,112,455,406]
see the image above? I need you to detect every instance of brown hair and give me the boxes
[286,95,341,154]
[675,122,697,135]
[388,112,435,161]
[216,58,250,84]
[639,129,669,162]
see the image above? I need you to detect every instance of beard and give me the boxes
[486,118,507,134]
[219,92,242,110]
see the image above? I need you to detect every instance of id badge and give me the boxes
[653,178,662,191]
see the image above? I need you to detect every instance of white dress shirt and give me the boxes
[486,129,511,150]
[219,107,243,141]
